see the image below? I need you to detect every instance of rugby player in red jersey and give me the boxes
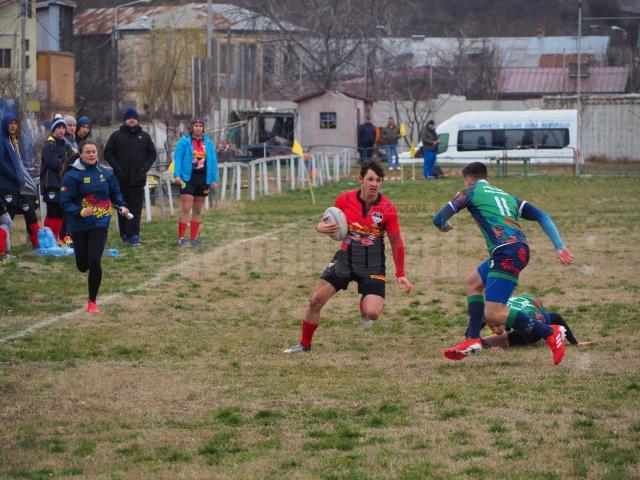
[284,160,413,353]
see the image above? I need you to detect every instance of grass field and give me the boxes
[1,167,639,479]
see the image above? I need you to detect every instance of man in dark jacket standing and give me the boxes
[104,107,156,246]
[420,119,439,179]
[380,117,400,170]
[357,116,376,163]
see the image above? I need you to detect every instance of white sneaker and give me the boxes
[361,316,374,329]
[283,344,310,353]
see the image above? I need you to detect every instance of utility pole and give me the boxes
[19,0,28,116]
[206,0,213,124]
[576,0,582,176]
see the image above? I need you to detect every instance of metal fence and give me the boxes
[137,149,354,222]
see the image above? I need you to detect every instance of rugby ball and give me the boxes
[323,206,348,241]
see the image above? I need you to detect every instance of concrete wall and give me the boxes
[544,95,640,161]
[298,91,365,152]
[37,7,59,51]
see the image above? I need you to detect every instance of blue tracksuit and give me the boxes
[60,159,125,233]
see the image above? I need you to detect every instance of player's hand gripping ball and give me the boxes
[322,207,348,241]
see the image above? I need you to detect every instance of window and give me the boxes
[24,39,29,52]
[25,55,29,69]
[437,133,449,154]
[457,128,569,151]
[320,112,336,129]
[263,45,274,75]
[531,129,569,149]
[457,129,492,151]
[0,49,11,69]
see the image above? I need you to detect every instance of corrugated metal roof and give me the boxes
[73,3,303,36]
[500,67,629,95]
[381,36,610,68]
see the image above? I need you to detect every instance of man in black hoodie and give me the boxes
[104,107,156,246]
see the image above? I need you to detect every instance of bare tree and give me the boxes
[433,38,500,100]
[138,27,195,124]
[235,0,406,96]
[74,35,119,124]
[0,70,20,99]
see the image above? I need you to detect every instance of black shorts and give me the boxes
[18,194,39,214]
[44,187,61,203]
[0,189,19,208]
[320,251,386,298]
[181,171,209,197]
[507,331,541,347]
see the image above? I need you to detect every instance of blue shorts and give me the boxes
[477,242,530,303]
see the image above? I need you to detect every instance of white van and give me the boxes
[400,109,577,165]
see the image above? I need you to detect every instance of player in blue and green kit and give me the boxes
[480,294,586,350]
[433,162,574,365]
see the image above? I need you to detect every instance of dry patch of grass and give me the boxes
[1,174,639,479]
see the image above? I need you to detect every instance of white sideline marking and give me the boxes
[0,231,276,344]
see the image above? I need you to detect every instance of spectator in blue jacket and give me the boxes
[61,140,128,313]
[0,113,24,213]
[173,117,218,246]
[0,113,43,251]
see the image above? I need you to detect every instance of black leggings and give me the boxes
[71,228,109,302]
[46,202,64,219]
[6,203,38,228]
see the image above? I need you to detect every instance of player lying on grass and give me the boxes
[451,294,590,359]
[284,160,412,353]
[433,162,574,365]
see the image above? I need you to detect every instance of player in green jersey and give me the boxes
[480,294,591,349]
[433,162,574,365]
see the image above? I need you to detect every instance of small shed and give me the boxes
[295,90,372,153]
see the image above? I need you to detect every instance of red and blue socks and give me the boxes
[466,295,485,338]
[507,309,553,338]
[189,221,201,241]
[178,222,188,240]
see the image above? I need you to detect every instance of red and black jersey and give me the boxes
[334,189,404,277]
[191,137,206,171]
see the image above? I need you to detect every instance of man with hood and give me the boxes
[0,114,43,252]
[75,116,92,144]
[104,107,156,246]
[0,113,22,258]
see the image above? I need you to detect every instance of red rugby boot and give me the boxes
[545,325,566,365]
[444,338,482,361]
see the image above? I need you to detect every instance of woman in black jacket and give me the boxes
[40,114,71,242]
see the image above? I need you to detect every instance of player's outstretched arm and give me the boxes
[520,202,574,265]
[557,247,574,266]
[432,204,455,232]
